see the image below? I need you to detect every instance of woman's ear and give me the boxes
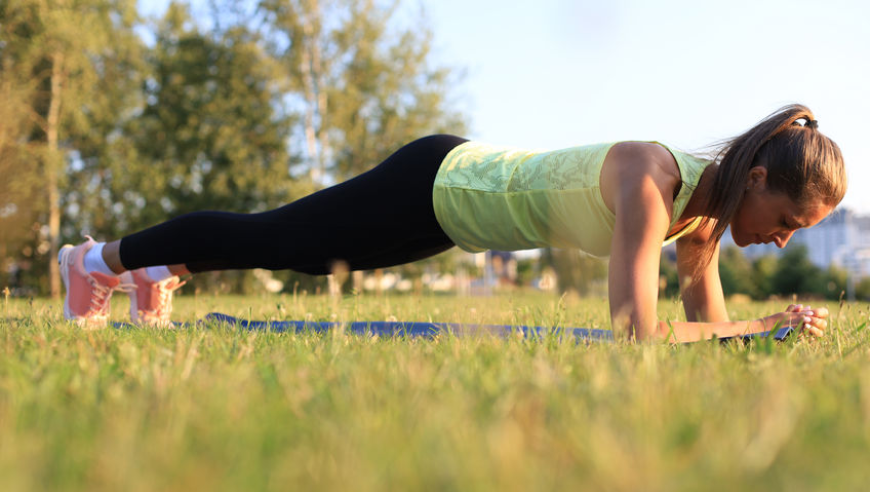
[746,166,768,191]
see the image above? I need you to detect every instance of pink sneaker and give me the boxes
[124,268,186,327]
[58,237,135,328]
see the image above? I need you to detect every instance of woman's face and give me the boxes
[729,167,833,248]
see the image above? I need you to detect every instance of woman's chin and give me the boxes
[731,230,751,247]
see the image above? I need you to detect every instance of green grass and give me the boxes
[2,292,870,491]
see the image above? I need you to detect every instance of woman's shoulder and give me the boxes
[607,141,683,182]
[598,141,686,217]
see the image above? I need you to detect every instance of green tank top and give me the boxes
[432,141,711,257]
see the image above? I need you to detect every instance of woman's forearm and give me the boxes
[652,319,768,343]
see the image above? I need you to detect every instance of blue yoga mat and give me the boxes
[157,312,792,343]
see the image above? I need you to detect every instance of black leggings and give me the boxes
[119,135,467,275]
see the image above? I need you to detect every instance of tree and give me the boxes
[751,254,778,300]
[0,72,40,290]
[96,1,309,294]
[856,276,870,301]
[0,0,143,296]
[259,0,467,182]
[718,246,755,297]
[822,264,848,300]
[326,0,467,180]
[771,244,825,297]
[253,0,469,293]
[102,1,299,233]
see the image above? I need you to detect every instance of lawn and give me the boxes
[2,292,870,491]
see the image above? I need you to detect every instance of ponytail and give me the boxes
[695,104,846,277]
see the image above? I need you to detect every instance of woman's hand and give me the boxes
[761,304,829,337]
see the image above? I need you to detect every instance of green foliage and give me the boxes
[658,251,681,298]
[856,277,870,301]
[719,246,756,297]
[0,75,40,290]
[823,264,849,299]
[326,3,467,180]
[259,0,468,181]
[704,245,859,301]
[751,254,778,299]
[515,257,538,287]
[771,244,825,297]
[0,0,144,294]
[99,2,298,232]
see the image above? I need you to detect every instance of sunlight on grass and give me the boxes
[2,293,870,491]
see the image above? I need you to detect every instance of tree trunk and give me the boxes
[46,52,64,298]
[300,0,328,183]
[309,1,329,175]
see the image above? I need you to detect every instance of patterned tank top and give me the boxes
[432,141,711,257]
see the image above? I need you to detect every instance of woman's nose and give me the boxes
[774,229,795,248]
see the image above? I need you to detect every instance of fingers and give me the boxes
[813,306,830,319]
[779,304,831,337]
[794,309,827,337]
[788,305,829,318]
[798,305,830,338]
[780,304,829,337]
[800,315,826,337]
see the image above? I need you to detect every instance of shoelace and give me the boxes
[87,276,136,315]
[139,279,187,322]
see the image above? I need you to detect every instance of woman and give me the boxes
[59,104,844,341]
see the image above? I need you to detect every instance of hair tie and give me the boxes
[806,119,819,129]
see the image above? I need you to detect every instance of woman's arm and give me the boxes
[600,142,828,342]
[660,238,829,341]
[602,143,681,340]
[675,232,728,322]
[657,306,828,343]
[657,318,766,343]
[670,226,829,341]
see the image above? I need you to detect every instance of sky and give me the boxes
[138,0,870,212]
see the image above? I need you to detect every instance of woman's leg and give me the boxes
[116,134,467,275]
[61,134,466,325]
